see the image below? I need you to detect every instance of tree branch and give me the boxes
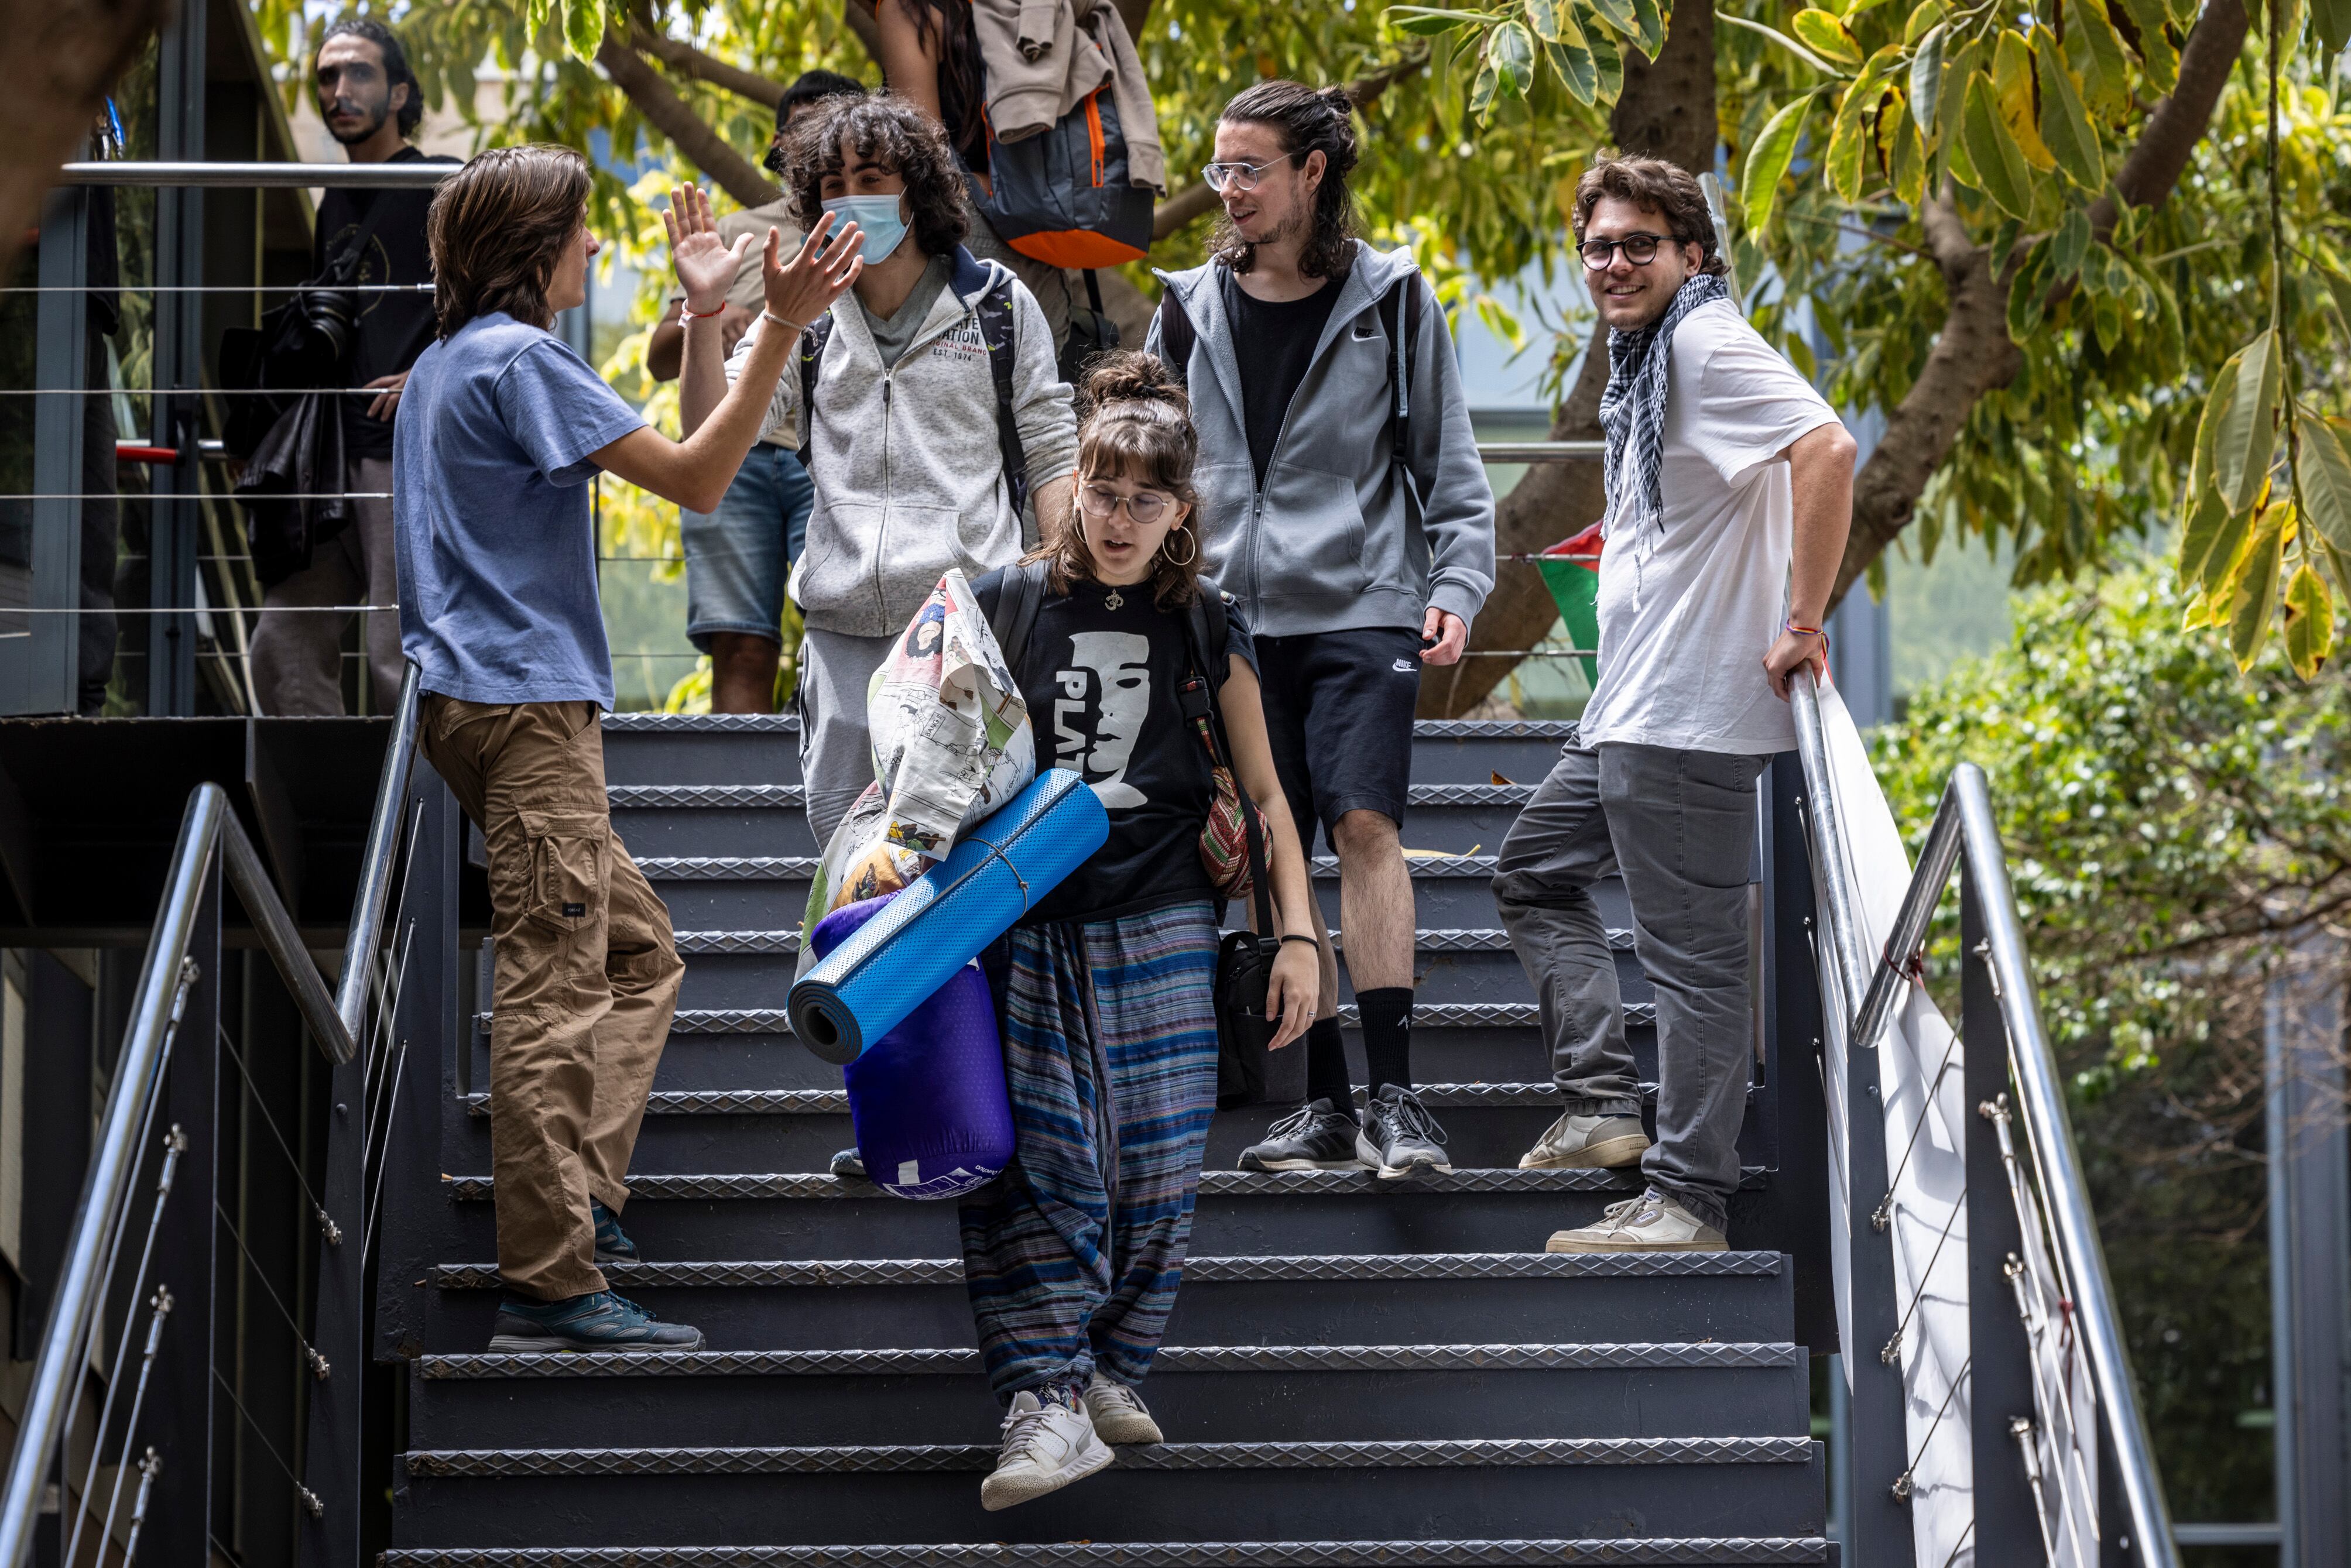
[627,23,787,108]
[1828,0,2253,607]
[597,35,783,208]
[1152,46,1432,241]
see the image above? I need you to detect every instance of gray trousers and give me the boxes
[251,454,403,715]
[1490,736,1768,1233]
[796,625,899,848]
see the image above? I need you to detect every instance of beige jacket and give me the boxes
[973,0,1165,193]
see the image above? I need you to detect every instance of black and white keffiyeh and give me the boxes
[1597,271,1730,542]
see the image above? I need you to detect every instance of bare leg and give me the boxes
[710,631,782,714]
[1332,809,1414,992]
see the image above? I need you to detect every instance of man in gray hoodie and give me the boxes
[690,93,1079,842]
[1147,81,1495,1182]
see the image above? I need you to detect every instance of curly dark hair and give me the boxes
[784,92,969,261]
[1029,352,1204,611]
[1571,155,1730,278]
[1211,81,1360,281]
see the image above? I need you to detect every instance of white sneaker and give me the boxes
[1082,1375,1164,1444]
[1520,1111,1651,1171]
[980,1389,1115,1511]
[1546,1189,1728,1253]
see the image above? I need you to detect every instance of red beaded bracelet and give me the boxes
[678,302,726,322]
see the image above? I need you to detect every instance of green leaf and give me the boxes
[1960,73,2034,218]
[2051,207,2092,280]
[1543,33,1600,102]
[2318,0,2351,63]
[2007,236,2055,343]
[2066,0,2134,121]
[2113,0,2180,92]
[2300,415,2351,556]
[1588,26,1624,101]
[2226,506,2287,671]
[1523,0,1566,40]
[1716,9,1843,71]
[563,0,604,60]
[1585,0,1641,40]
[2178,479,2233,589]
[1824,47,1903,203]
[1792,8,1866,67]
[1740,91,1819,234]
[2214,330,2281,516]
[1903,2,1945,46]
[2033,27,2105,191]
[2284,562,2335,679]
[1489,19,1537,97]
[1991,30,2057,172]
[1908,24,1946,140]
[1883,88,1925,206]
[1469,51,1503,115]
[2319,264,2351,338]
[1626,0,1667,57]
[1389,5,1500,35]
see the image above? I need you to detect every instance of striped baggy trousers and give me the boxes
[959,899,1221,1404]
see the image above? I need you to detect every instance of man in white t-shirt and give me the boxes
[1490,155,1857,1253]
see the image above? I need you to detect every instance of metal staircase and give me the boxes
[379,713,1834,1563]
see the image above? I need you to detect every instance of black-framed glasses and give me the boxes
[1202,153,1299,194]
[1079,484,1175,525]
[1579,232,1672,270]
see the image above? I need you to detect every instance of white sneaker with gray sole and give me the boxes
[1082,1375,1164,1444]
[1547,1189,1728,1253]
[981,1389,1115,1511]
[1519,1112,1651,1171]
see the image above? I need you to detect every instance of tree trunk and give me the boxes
[597,35,783,210]
[1418,0,1718,718]
[0,0,175,277]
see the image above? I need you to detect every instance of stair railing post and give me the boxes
[1962,860,2044,1561]
[299,1023,370,1568]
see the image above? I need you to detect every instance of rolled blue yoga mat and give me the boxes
[788,768,1109,1065]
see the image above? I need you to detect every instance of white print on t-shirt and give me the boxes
[1054,631,1151,809]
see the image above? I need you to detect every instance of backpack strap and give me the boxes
[1375,274,1421,479]
[1153,289,1197,389]
[795,310,838,468]
[985,558,1050,677]
[1175,595,1274,942]
[975,279,1036,544]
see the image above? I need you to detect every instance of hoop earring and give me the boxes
[1160,526,1198,568]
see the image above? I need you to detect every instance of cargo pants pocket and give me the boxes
[519,809,606,934]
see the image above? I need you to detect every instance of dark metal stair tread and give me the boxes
[443,1168,1762,1201]
[419,1342,1803,1379]
[664,928,1633,957]
[405,1435,1812,1477]
[610,1003,1643,1037]
[458,1082,1687,1117]
[378,1539,1834,1566]
[612,784,1541,811]
[634,856,1500,880]
[605,715,1578,740]
[428,1251,1787,1290]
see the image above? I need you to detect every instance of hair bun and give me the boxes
[1079,349,1190,417]
[1318,83,1356,114]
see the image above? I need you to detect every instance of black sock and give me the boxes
[1358,988,1414,1097]
[1304,1017,1353,1114]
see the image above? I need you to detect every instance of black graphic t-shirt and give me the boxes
[974,572,1258,924]
[313,147,457,457]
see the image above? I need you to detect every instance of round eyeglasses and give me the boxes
[1201,152,1300,194]
[1079,484,1175,525]
[1579,232,1671,270]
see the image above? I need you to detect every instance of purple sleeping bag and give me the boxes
[808,893,1014,1199]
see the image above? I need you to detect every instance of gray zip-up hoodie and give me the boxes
[726,246,1079,639]
[1147,242,1495,639]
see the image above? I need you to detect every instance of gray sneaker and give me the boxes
[487,1289,705,1352]
[1239,1099,1362,1172]
[1546,1189,1728,1254]
[1081,1374,1164,1444]
[1356,1084,1452,1181]
[1520,1111,1651,1171]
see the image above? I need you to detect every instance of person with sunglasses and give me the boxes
[1147,81,1495,1184]
[1490,155,1856,1254]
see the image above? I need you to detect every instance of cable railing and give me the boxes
[1788,667,2179,1567]
[0,665,427,1568]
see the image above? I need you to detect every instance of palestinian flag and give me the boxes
[1536,521,1604,679]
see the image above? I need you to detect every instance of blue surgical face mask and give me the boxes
[822,193,910,265]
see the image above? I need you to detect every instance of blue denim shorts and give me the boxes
[680,442,815,651]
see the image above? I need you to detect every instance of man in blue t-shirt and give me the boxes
[397,147,865,1352]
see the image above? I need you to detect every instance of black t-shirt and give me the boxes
[1221,270,1340,487]
[974,570,1257,925]
[313,147,455,457]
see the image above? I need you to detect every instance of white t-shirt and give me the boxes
[1575,300,1842,756]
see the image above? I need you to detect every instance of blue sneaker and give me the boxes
[487,1290,704,1353]
[590,1199,638,1263]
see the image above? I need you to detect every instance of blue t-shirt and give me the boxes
[394,313,645,708]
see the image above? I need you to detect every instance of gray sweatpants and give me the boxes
[795,625,897,848]
[251,454,403,715]
[1489,736,1769,1234]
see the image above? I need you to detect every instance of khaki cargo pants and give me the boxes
[422,696,685,1301]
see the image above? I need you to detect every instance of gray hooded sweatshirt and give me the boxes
[1147,241,1495,639]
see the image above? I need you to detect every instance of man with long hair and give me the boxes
[1494,156,1855,1254]
[1148,81,1495,1184]
[686,92,1078,847]
[397,146,865,1350]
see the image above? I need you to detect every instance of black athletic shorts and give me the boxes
[1253,626,1422,854]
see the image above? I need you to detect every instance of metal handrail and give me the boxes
[59,161,455,188]
[336,664,423,1048]
[1787,669,2179,1566]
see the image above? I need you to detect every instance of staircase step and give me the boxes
[416,1252,1795,1353]
[380,1538,1836,1567]
[438,1167,1762,1260]
[393,1436,1825,1548]
[406,1341,1807,1449]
